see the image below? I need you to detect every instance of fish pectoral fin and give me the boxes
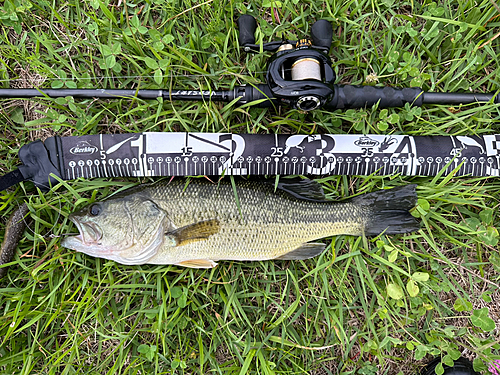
[176,259,218,268]
[276,243,326,260]
[166,219,220,246]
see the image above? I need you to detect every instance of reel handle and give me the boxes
[237,15,257,46]
[311,20,333,50]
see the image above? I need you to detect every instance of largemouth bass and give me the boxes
[61,178,418,268]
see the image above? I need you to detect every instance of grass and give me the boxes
[0,0,499,374]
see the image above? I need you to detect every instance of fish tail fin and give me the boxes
[352,184,419,235]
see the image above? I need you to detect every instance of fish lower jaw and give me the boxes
[72,234,84,243]
[60,235,82,250]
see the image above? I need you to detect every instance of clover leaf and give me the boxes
[470,308,495,332]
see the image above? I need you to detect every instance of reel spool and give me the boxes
[290,39,322,82]
[291,58,322,81]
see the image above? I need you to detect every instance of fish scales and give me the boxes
[61,178,418,268]
[145,180,363,263]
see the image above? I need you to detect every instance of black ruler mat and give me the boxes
[59,133,500,179]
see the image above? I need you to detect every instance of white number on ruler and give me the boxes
[271,147,283,157]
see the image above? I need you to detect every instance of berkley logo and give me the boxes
[354,136,379,148]
[70,141,98,155]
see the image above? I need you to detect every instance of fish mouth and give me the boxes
[67,215,103,245]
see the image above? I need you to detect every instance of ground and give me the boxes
[0,0,499,374]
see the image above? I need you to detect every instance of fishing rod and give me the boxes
[0,15,498,111]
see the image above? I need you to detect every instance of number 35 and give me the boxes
[361,148,373,157]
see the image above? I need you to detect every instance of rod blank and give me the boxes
[0,88,238,102]
[422,92,499,105]
[0,88,164,99]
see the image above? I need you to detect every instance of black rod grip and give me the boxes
[311,20,333,49]
[237,15,257,46]
[325,85,424,110]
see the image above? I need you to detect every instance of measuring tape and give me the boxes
[2,132,499,191]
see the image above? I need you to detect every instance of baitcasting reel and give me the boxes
[236,15,335,111]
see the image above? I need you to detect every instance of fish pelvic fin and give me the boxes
[352,184,419,235]
[276,242,326,260]
[166,219,220,246]
[176,259,218,268]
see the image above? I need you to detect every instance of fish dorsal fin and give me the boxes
[166,219,220,246]
[275,178,326,202]
[276,242,326,260]
[176,259,218,268]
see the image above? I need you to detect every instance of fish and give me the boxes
[61,178,419,268]
[0,202,29,278]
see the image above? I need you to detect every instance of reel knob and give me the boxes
[311,19,333,49]
[237,15,257,47]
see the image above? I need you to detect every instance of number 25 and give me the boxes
[271,147,283,157]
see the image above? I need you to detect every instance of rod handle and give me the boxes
[325,85,424,110]
[237,15,257,46]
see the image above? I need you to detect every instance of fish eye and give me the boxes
[89,204,102,216]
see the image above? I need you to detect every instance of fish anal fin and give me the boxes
[276,243,326,260]
[176,259,218,268]
[167,219,220,246]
